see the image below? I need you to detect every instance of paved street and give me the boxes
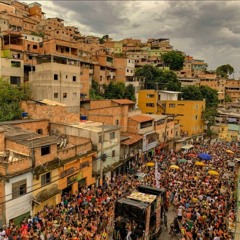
[159,208,177,240]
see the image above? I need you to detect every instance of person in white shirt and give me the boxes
[177,205,184,220]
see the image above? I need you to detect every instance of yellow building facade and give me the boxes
[159,100,206,137]
[138,89,158,114]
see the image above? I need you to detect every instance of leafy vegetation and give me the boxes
[161,51,185,70]
[0,79,31,121]
[135,65,181,91]
[181,85,218,108]
[216,64,234,78]
[99,35,109,44]
[90,80,136,101]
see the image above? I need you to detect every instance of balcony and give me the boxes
[0,154,32,176]
[138,126,154,135]
[3,44,23,51]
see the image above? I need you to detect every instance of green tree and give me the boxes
[124,84,136,101]
[163,71,181,91]
[216,64,234,78]
[135,65,181,91]
[181,86,203,101]
[0,79,30,121]
[181,85,218,108]
[199,85,218,108]
[99,34,109,44]
[89,80,104,100]
[104,82,125,99]
[161,51,185,70]
[224,94,232,103]
[135,65,160,82]
[202,107,218,137]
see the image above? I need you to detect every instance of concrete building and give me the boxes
[0,120,95,225]
[114,57,135,83]
[225,79,240,102]
[30,55,81,113]
[128,115,159,158]
[80,99,138,132]
[158,100,206,137]
[50,121,121,185]
[138,89,158,114]
[0,56,24,84]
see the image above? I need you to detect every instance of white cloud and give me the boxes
[38,0,240,78]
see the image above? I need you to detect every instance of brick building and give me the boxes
[0,121,95,225]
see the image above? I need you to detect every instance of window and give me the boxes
[73,92,77,98]
[11,61,21,67]
[110,132,115,140]
[63,93,67,98]
[112,150,115,157]
[37,129,43,134]
[66,75,68,79]
[33,45,37,49]
[99,135,103,143]
[169,103,175,108]
[54,74,58,80]
[73,76,76,82]
[32,37,34,40]
[12,179,27,199]
[140,121,152,129]
[115,120,119,126]
[147,94,154,98]
[80,161,90,169]
[177,104,185,106]
[41,172,51,186]
[195,115,198,120]
[54,93,58,98]
[146,103,154,107]
[10,76,20,85]
[41,145,50,156]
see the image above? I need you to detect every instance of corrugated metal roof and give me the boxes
[1,125,59,148]
[37,99,66,106]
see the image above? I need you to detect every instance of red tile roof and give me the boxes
[129,115,154,123]
[121,133,143,145]
[112,99,135,105]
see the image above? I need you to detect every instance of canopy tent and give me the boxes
[181,144,194,150]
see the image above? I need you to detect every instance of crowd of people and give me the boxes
[0,140,239,240]
[159,141,239,240]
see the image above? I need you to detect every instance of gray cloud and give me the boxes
[41,0,240,77]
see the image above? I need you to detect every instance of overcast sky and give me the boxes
[38,0,240,78]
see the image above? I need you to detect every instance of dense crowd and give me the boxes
[159,141,238,240]
[0,140,239,240]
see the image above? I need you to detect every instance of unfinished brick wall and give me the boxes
[21,101,80,124]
